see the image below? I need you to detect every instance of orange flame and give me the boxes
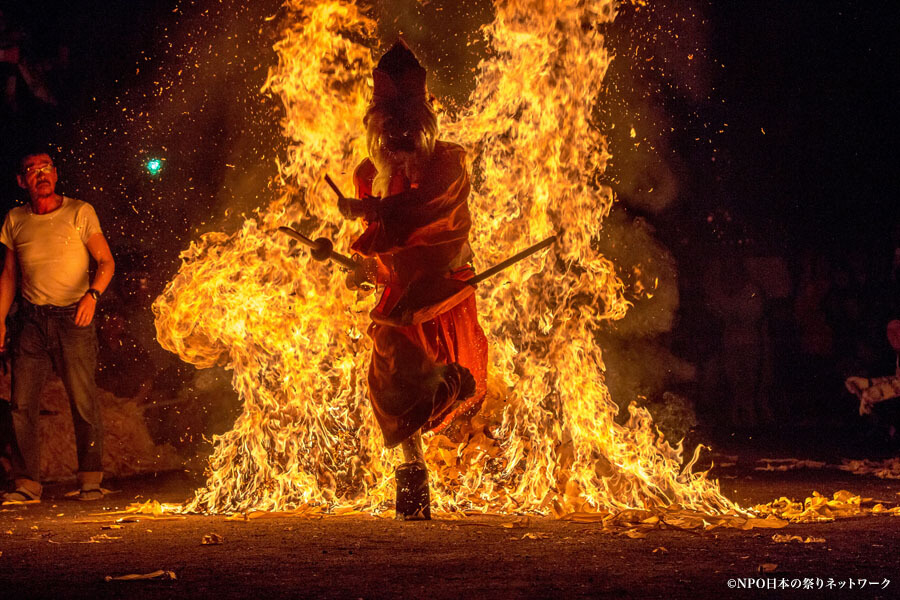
[153,0,740,516]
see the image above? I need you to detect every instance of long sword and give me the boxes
[277,226,356,270]
[467,235,556,287]
[281,173,558,282]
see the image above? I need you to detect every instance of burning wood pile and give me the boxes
[152,0,740,517]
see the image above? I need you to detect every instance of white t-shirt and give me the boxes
[0,196,103,306]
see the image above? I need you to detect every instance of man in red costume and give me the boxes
[339,40,488,520]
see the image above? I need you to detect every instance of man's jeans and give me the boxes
[9,301,103,484]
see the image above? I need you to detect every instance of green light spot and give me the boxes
[146,158,162,175]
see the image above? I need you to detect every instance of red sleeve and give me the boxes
[351,144,471,257]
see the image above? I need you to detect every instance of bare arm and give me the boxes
[0,247,18,352]
[85,232,115,294]
[74,233,115,327]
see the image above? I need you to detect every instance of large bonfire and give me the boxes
[153,0,739,516]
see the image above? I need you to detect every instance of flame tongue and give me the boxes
[153,0,739,516]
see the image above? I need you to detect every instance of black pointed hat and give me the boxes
[373,39,427,103]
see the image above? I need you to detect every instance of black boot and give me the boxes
[395,461,431,521]
[444,363,476,402]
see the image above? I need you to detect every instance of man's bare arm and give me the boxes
[74,233,114,327]
[85,232,115,294]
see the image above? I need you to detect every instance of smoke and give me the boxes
[594,207,697,434]
[593,1,718,438]
[369,0,493,107]
[60,0,285,275]
[54,0,498,271]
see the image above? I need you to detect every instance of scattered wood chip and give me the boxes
[652,546,667,554]
[622,529,648,539]
[758,563,778,573]
[48,534,121,545]
[201,533,224,545]
[521,532,549,540]
[755,458,825,472]
[500,518,530,529]
[558,512,606,523]
[772,534,825,544]
[103,500,168,517]
[224,510,303,521]
[105,570,176,582]
[772,534,801,543]
[105,515,184,523]
[332,507,364,516]
[662,515,703,529]
[741,516,789,530]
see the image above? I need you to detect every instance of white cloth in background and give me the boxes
[846,360,900,415]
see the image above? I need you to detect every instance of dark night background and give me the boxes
[2,0,899,458]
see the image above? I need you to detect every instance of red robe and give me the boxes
[352,141,488,447]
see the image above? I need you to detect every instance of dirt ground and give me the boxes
[2,464,900,600]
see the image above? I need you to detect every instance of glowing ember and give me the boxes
[153,0,740,516]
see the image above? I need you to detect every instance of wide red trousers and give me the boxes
[367,294,488,447]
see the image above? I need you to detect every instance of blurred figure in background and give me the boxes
[0,10,56,116]
[845,320,900,448]
[793,251,836,425]
[704,254,771,430]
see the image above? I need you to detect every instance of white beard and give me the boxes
[370,146,428,198]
